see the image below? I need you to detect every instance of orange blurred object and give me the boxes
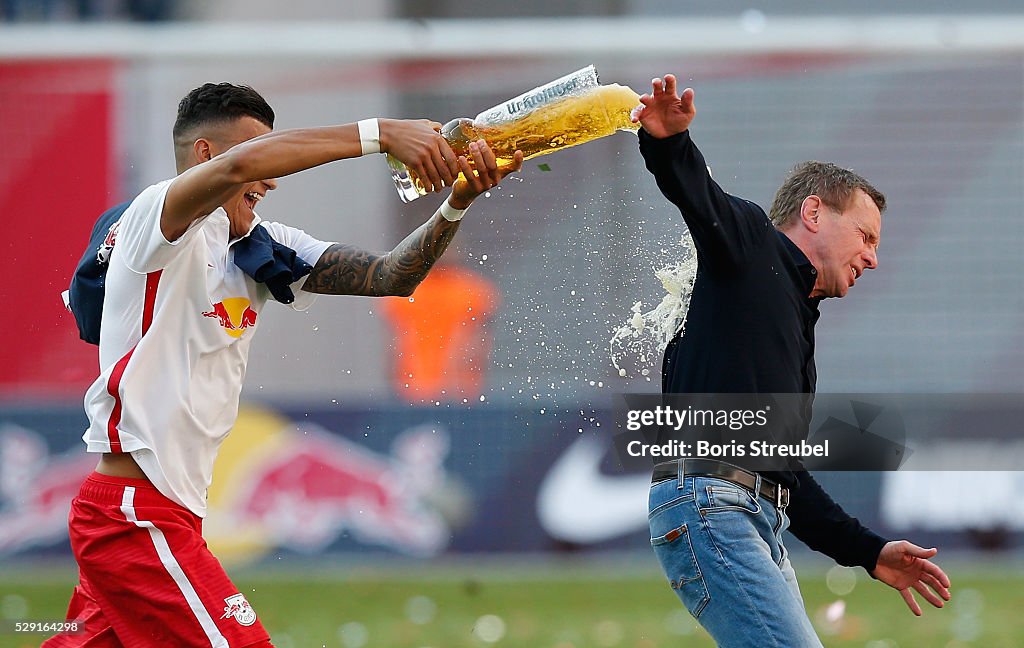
[382,263,500,402]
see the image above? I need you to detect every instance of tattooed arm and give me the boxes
[303,140,523,298]
[303,213,460,297]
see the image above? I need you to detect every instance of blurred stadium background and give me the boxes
[2,1,1024,646]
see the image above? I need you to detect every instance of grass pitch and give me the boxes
[1,556,1020,647]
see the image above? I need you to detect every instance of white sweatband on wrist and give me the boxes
[439,200,468,222]
[357,118,380,155]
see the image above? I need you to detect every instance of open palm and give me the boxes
[632,74,696,139]
[871,540,952,616]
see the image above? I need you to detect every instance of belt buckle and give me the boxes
[776,486,790,509]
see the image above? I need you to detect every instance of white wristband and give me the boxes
[439,200,467,222]
[357,118,380,155]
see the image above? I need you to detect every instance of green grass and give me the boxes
[1,558,1021,647]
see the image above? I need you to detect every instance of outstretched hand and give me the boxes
[448,140,524,209]
[631,74,696,139]
[379,118,460,193]
[871,540,951,616]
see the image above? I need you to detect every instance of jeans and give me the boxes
[648,475,824,648]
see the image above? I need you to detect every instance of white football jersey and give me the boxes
[82,179,332,516]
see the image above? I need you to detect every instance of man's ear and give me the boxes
[193,138,213,163]
[798,195,823,233]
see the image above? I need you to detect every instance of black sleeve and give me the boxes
[786,470,889,574]
[638,129,772,270]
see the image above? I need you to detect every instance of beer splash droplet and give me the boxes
[610,234,697,376]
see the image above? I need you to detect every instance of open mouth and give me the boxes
[850,266,860,284]
[244,191,263,210]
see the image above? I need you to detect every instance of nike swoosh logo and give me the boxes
[536,435,651,544]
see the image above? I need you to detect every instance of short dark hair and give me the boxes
[172,83,275,144]
[769,161,886,229]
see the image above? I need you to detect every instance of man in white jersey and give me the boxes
[45,83,523,648]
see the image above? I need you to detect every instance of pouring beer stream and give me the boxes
[386,65,642,202]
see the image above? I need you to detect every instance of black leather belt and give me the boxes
[652,458,790,509]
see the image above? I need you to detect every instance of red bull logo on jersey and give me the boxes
[202,297,258,338]
[97,219,120,265]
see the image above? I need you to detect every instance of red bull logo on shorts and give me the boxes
[220,593,257,626]
[202,297,258,338]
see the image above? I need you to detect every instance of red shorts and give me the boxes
[43,472,272,648]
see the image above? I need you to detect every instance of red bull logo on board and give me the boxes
[206,413,458,562]
[0,409,465,564]
[0,424,96,555]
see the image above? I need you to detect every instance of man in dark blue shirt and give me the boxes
[636,74,951,646]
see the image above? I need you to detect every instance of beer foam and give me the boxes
[610,234,697,377]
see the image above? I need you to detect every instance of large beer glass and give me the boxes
[386,65,641,202]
